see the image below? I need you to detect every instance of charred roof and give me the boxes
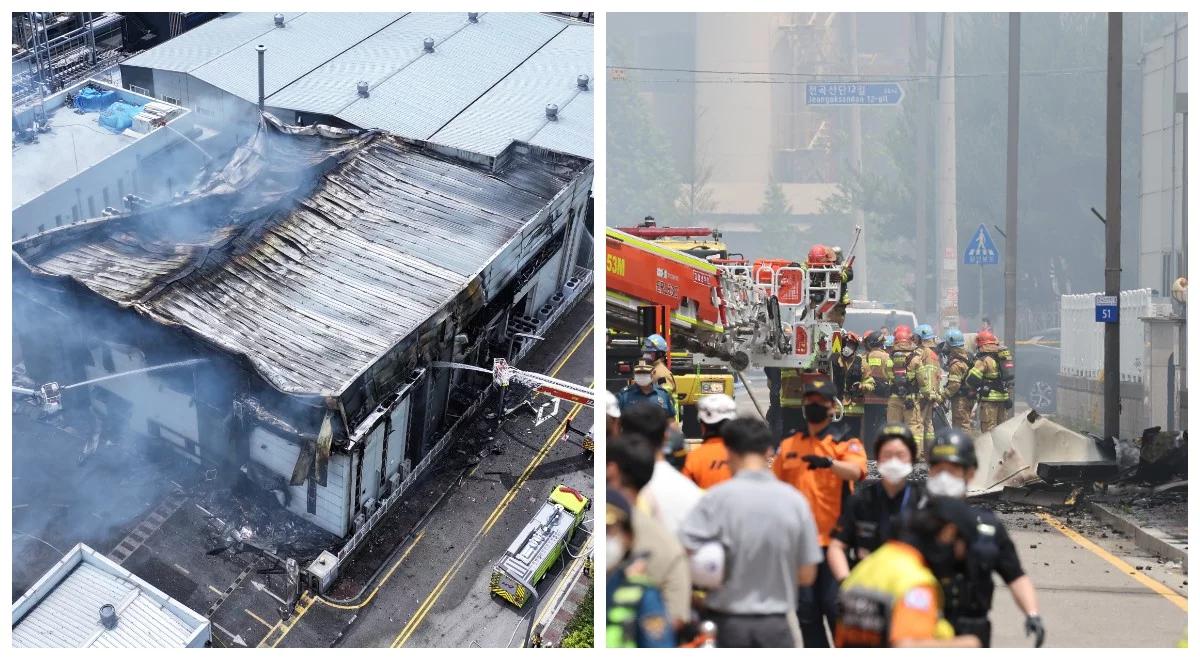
[13,119,591,397]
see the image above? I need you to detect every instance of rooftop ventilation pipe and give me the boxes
[99,604,118,630]
[357,81,369,98]
[423,37,435,53]
[545,104,559,121]
[256,45,266,111]
[577,74,590,90]
[274,14,285,28]
[468,13,479,22]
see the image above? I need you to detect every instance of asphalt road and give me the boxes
[987,506,1188,648]
[268,301,595,648]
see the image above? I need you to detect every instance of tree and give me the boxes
[607,42,684,225]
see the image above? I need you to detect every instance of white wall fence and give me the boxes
[1059,288,1155,382]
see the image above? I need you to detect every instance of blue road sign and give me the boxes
[1095,295,1119,323]
[963,224,1000,265]
[805,82,904,106]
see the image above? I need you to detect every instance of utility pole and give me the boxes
[1103,13,1122,442]
[848,14,868,299]
[913,13,930,319]
[1003,13,1020,348]
[935,13,960,329]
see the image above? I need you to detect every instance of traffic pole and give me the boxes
[1004,13,1020,348]
[1103,13,1122,443]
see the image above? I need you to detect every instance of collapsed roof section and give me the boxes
[13,117,591,403]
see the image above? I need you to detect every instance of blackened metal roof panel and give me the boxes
[265,12,477,117]
[12,544,209,648]
[15,128,588,397]
[335,12,566,140]
[121,12,306,73]
[191,13,405,104]
[431,24,593,159]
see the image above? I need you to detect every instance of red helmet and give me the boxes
[977,328,997,346]
[893,325,913,343]
[807,244,831,265]
[842,330,860,346]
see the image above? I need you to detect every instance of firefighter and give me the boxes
[830,331,869,441]
[911,324,943,453]
[773,379,868,648]
[829,246,854,327]
[940,328,974,431]
[681,393,736,489]
[925,428,1045,648]
[806,244,840,323]
[618,360,676,419]
[834,496,984,648]
[641,334,677,396]
[963,329,1011,433]
[886,325,918,429]
[861,331,892,444]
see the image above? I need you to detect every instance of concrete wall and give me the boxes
[1056,376,1147,439]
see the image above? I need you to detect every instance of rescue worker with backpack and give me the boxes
[830,331,871,442]
[641,334,677,398]
[885,325,918,428]
[911,324,944,453]
[940,328,974,431]
[860,331,892,443]
[963,329,1015,433]
[925,428,1045,648]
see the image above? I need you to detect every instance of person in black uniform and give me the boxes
[827,423,924,581]
[924,428,1046,648]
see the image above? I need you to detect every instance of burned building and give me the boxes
[12,117,594,549]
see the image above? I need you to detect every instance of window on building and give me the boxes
[162,95,181,106]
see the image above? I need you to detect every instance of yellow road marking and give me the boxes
[255,621,281,646]
[208,585,224,596]
[312,530,426,611]
[1038,512,1188,612]
[244,609,272,628]
[266,592,315,648]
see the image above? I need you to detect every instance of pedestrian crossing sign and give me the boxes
[963,224,1000,265]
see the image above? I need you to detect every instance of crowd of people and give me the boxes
[604,376,1046,648]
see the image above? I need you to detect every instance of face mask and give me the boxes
[606,537,627,572]
[803,403,829,424]
[878,458,913,485]
[926,471,967,498]
[634,374,652,388]
[841,347,854,357]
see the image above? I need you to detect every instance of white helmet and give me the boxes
[697,393,736,425]
[690,541,726,590]
[605,390,621,419]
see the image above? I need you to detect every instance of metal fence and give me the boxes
[1058,288,1153,382]
[335,267,593,564]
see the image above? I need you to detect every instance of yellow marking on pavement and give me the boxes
[265,591,315,648]
[312,530,426,611]
[1038,513,1187,612]
[244,609,272,628]
[208,585,224,596]
[255,621,281,647]
[390,328,593,648]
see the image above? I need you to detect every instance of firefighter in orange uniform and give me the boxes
[773,379,868,647]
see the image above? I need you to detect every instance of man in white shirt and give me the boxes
[622,401,702,535]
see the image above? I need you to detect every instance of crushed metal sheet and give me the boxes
[13,119,591,398]
[968,409,1110,495]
